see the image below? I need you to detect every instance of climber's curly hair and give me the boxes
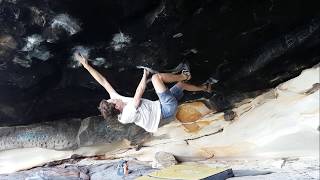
[98,99,120,119]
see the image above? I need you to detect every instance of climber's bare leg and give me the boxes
[151,73,188,93]
[175,82,211,92]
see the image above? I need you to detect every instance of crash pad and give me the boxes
[136,164,234,180]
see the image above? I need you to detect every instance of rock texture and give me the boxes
[0,159,155,180]
[0,156,318,179]
[0,166,90,180]
[0,116,149,151]
[122,65,319,162]
[0,0,319,125]
[152,152,178,168]
[0,0,319,177]
[0,65,318,174]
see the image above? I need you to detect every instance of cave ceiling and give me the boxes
[0,0,319,125]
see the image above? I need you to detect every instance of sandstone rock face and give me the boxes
[0,65,318,174]
[0,166,90,180]
[0,0,319,176]
[1,156,318,179]
[0,159,155,180]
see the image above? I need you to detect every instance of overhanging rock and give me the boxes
[0,65,318,174]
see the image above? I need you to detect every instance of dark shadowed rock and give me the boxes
[0,0,319,126]
[224,110,236,121]
[0,119,81,150]
[0,116,150,151]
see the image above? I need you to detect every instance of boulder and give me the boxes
[152,151,178,168]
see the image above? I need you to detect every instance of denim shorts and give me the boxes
[157,84,184,119]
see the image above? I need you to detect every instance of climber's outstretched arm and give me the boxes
[133,69,149,108]
[75,53,118,96]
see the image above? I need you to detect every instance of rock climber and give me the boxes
[75,53,212,132]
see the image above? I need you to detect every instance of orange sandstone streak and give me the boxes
[175,101,214,132]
